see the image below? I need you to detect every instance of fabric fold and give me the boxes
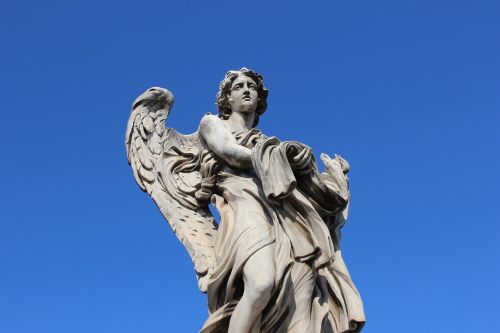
[200,131,364,333]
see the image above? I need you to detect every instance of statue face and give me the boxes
[228,74,259,114]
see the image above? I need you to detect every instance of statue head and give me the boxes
[216,67,269,127]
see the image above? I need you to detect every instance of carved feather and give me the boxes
[126,87,217,292]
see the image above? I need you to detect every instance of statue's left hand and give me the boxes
[320,153,349,175]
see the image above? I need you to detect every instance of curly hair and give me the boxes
[216,67,269,127]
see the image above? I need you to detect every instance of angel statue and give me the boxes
[126,68,365,333]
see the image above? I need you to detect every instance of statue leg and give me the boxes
[228,243,275,333]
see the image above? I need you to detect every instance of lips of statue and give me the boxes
[228,74,259,114]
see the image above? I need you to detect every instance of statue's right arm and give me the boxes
[199,115,253,170]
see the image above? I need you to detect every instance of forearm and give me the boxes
[216,144,253,170]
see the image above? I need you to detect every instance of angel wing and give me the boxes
[125,87,217,292]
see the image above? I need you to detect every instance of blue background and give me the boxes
[1,1,498,332]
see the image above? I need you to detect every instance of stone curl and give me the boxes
[216,67,269,127]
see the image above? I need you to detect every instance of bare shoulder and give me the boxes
[200,113,221,128]
[199,113,228,137]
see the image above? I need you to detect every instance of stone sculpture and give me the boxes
[126,68,365,332]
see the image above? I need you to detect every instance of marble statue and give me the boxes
[126,68,365,333]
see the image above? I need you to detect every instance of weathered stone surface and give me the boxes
[126,68,365,332]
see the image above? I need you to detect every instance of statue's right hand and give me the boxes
[288,144,313,174]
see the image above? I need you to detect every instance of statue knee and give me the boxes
[245,274,274,305]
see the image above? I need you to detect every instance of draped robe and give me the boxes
[199,128,365,333]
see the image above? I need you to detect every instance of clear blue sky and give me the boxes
[0,1,498,332]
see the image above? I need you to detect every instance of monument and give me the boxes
[126,68,365,332]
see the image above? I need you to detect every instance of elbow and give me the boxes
[223,147,253,170]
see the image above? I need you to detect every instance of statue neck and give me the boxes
[227,110,255,132]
